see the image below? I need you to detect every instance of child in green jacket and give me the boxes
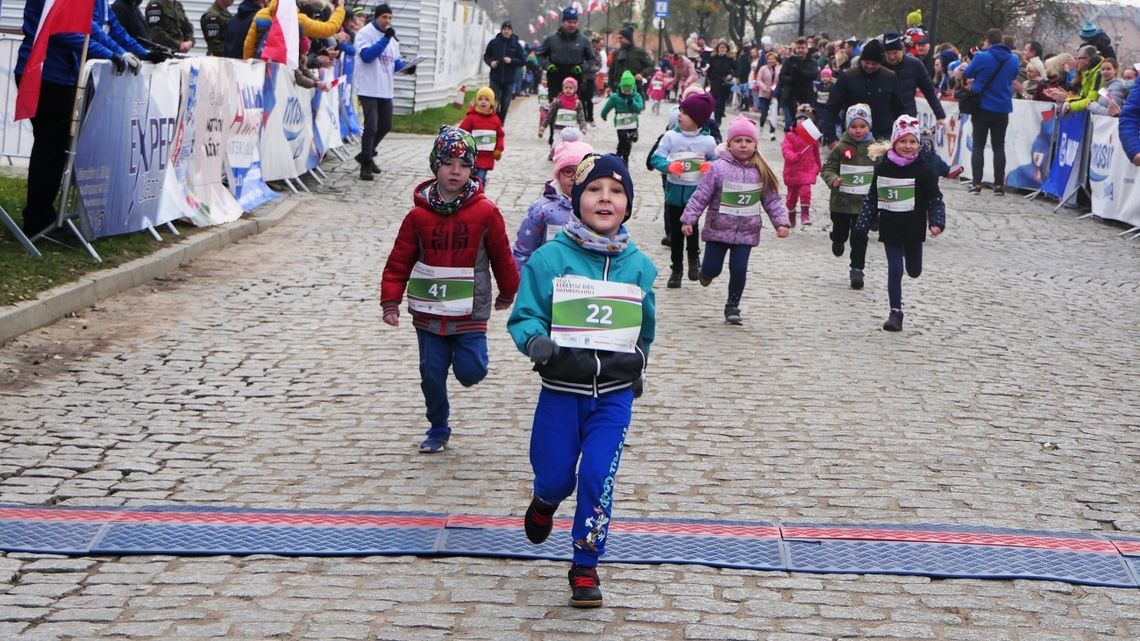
[820,103,874,290]
[600,71,645,166]
[507,153,657,609]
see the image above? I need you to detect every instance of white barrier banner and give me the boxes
[292,83,318,175]
[225,60,278,211]
[259,63,300,181]
[187,57,242,226]
[312,67,343,157]
[0,35,33,159]
[1089,114,1140,227]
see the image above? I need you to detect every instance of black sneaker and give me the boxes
[698,272,712,287]
[849,268,864,290]
[724,305,742,325]
[523,497,556,544]
[882,309,904,332]
[660,235,671,247]
[687,259,700,281]
[667,270,682,288]
[360,166,374,181]
[967,184,982,194]
[568,564,603,608]
[369,160,382,174]
[993,185,1005,196]
[831,241,844,257]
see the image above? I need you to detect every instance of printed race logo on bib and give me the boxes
[555,109,577,126]
[614,113,638,130]
[551,277,643,353]
[407,262,475,316]
[839,163,873,195]
[545,224,563,241]
[877,176,916,212]
[666,152,703,185]
[719,180,762,217]
[472,129,497,152]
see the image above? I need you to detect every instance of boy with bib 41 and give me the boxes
[380,127,520,452]
[508,154,657,608]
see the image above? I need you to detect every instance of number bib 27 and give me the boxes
[551,277,643,353]
[877,176,916,212]
[555,108,578,126]
[614,112,638,130]
[472,129,497,152]
[407,262,475,316]
[719,180,762,217]
[839,163,873,195]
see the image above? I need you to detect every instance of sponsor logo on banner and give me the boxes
[1042,110,1089,203]
[225,61,277,211]
[1088,114,1140,226]
[259,62,300,181]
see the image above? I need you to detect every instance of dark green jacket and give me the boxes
[200,3,232,56]
[146,0,193,50]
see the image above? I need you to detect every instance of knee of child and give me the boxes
[454,362,489,387]
[907,265,923,279]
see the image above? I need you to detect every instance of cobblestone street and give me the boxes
[0,96,1138,640]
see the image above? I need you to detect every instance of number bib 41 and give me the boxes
[614,112,638,130]
[839,163,873,195]
[407,262,475,316]
[551,277,643,353]
[719,180,762,217]
[877,176,916,212]
[472,129,497,152]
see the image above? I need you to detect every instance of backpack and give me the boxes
[645,132,665,171]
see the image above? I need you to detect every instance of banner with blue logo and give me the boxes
[1088,114,1140,227]
[74,61,181,239]
[338,55,363,137]
[1042,110,1089,203]
[259,63,300,181]
[225,60,277,211]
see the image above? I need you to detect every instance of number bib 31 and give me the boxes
[614,112,638,130]
[719,180,762,217]
[407,262,475,316]
[551,277,643,353]
[839,163,873,195]
[877,176,916,212]
[472,129,497,152]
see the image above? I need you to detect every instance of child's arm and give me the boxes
[630,91,645,113]
[821,144,843,188]
[495,118,506,157]
[506,254,554,355]
[577,103,587,130]
[853,175,879,234]
[485,209,521,308]
[640,282,656,357]
[680,168,718,227]
[761,188,791,231]
[512,202,547,270]
[599,96,613,121]
[925,170,946,233]
[649,133,674,174]
[379,215,420,325]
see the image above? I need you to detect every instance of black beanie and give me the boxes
[374,3,392,17]
[860,39,885,64]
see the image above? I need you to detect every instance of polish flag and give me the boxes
[15,0,95,121]
[547,10,560,19]
[261,0,300,70]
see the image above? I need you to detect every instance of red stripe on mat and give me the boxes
[0,508,448,528]
[781,527,1118,553]
[445,514,780,538]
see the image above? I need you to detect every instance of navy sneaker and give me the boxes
[418,433,450,453]
[849,268,864,290]
[523,497,557,544]
[568,564,603,608]
[882,309,904,332]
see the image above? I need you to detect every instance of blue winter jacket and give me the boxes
[16,0,148,86]
[508,231,657,397]
[483,33,526,85]
[1119,83,1140,162]
[962,44,1020,114]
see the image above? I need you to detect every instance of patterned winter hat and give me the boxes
[845,103,872,129]
[795,103,814,119]
[571,153,635,221]
[890,114,921,146]
[429,125,477,173]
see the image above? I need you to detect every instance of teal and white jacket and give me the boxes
[507,231,657,397]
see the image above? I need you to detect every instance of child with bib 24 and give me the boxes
[820,103,874,290]
[854,115,945,332]
[507,154,657,608]
[380,127,520,452]
[680,116,789,324]
[458,86,506,186]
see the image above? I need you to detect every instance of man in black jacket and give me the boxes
[111,0,149,41]
[484,21,526,121]
[224,0,265,59]
[537,7,596,105]
[608,26,654,95]
[821,38,905,146]
[777,37,819,131]
[882,32,945,126]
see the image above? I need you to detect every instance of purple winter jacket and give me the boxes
[512,180,574,270]
[680,150,790,246]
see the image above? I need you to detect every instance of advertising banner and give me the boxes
[337,55,363,137]
[1088,114,1140,227]
[1041,110,1089,204]
[185,57,243,226]
[291,83,319,174]
[259,62,300,181]
[0,35,34,159]
[225,60,278,211]
[73,61,180,239]
[312,67,343,159]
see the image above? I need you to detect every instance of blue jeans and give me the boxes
[701,241,752,307]
[416,330,489,438]
[529,388,634,567]
[474,168,488,186]
[884,243,923,310]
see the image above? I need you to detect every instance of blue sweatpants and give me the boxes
[529,387,634,567]
[416,329,489,439]
[701,241,752,307]
[884,243,923,310]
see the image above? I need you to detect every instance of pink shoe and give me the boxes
[787,211,797,228]
[801,212,813,226]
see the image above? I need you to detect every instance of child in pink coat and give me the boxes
[648,70,667,113]
[780,104,822,226]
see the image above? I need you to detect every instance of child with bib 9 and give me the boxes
[820,103,874,290]
[854,115,946,332]
[507,154,657,609]
[512,139,595,270]
[458,87,506,186]
[599,71,644,166]
[540,77,588,160]
[380,126,520,452]
[680,117,789,324]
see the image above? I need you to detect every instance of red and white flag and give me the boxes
[261,0,300,70]
[15,0,95,121]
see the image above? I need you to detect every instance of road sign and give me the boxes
[653,17,664,30]
[654,0,669,18]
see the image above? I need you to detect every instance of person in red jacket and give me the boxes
[380,126,520,453]
[458,86,506,186]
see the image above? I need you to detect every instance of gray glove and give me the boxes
[526,336,559,366]
[122,52,141,75]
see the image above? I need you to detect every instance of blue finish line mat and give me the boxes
[0,505,1137,589]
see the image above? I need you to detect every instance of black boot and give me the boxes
[687,256,700,281]
[724,305,742,325]
[882,308,904,332]
[667,269,682,288]
[849,268,864,290]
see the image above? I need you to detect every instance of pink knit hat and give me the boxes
[820,67,833,79]
[561,76,579,92]
[552,140,594,178]
[890,114,921,145]
[724,116,759,143]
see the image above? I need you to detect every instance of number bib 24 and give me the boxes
[839,163,873,195]
[551,277,643,353]
[719,180,762,217]
[877,176,916,212]
[614,112,638,130]
[407,262,475,316]
[472,129,497,152]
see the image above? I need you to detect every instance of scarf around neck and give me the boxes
[887,149,919,166]
[427,179,480,214]
[562,219,630,255]
[558,93,578,110]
